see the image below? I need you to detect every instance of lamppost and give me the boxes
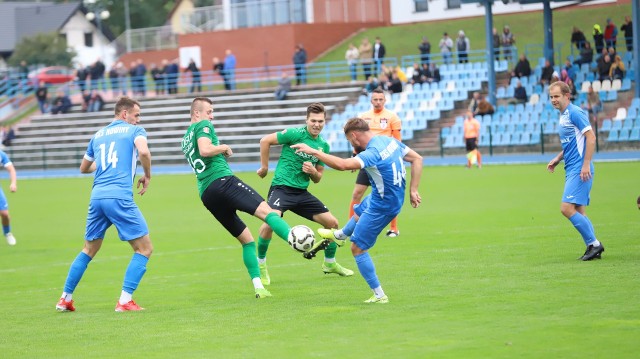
[84,0,110,60]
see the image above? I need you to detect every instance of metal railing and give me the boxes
[113,26,177,57]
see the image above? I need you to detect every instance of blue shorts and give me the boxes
[85,198,149,241]
[0,189,7,210]
[351,195,396,251]
[562,172,592,206]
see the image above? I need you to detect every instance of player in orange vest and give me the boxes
[351,88,403,237]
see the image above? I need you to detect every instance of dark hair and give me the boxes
[372,88,385,95]
[114,96,140,116]
[306,102,325,119]
[191,97,213,116]
[343,117,369,135]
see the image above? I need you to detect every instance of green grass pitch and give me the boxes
[0,162,638,358]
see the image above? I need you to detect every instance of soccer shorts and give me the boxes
[85,198,149,241]
[562,171,593,206]
[0,189,8,211]
[465,137,478,152]
[267,185,329,221]
[201,175,265,238]
[351,195,396,251]
[355,169,370,186]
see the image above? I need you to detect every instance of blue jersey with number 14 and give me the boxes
[355,136,410,214]
[85,119,147,200]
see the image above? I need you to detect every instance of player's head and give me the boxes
[343,117,371,153]
[191,97,213,122]
[305,102,326,138]
[114,96,140,125]
[370,88,386,111]
[548,81,571,112]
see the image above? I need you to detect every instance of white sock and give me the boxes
[334,230,348,240]
[258,257,266,264]
[61,292,72,301]
[373,286,385,298]
[119,290,132,305]
[324,258,336,264]
[591,239,601,247]
[252,277,264,290]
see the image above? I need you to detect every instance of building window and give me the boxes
[447,0,461,9]
[414,0,428,12]
[84,32,93,47]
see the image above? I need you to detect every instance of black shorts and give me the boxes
[465,137,478,152]
[267,185,329,221]
[355,169,370,186]
[201,176,265,238]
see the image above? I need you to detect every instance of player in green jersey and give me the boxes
[255,102,354,285]
[181,97,298,299]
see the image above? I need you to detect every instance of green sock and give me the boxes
[242,242,260,279]
[265,212,291,242]
[323,241,338,260]
[257,236,271,259]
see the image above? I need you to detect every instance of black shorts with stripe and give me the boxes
[267,185,329,221]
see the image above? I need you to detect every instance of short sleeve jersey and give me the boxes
[85,120,147,200]
[358,108,402,139]
[355,136,410,214]
[463,118,481,139]
[558,103,594,174]
[181,120,233,197]
[273,126,329,190]
[0,150,12,168]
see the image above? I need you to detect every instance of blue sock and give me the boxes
[568,212,596,246]
[355,252,380,290]
[122,253,149,294]
[63,252,92,293]
[2,225,10,235]
[342,216,357,237]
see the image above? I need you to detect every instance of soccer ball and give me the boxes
[288,225,315,252]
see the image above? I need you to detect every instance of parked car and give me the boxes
[28,66,75,85]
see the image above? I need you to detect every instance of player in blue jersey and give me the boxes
[547,81,604,261]
[292,117,423,303]
[56,97,153,312]
[0,150,17,246]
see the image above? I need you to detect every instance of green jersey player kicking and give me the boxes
[182,97,300,299]
[255,102,353,285]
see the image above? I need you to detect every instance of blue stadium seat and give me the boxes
[621,79,632,91]
[617,129,630,141]
[611,120,623,131]
[496,87,507,99]
[599,119,612,132]
[629,128,640,141]
[530,132,541,144]
[606,91,618,102]
[441,127,451,137]
[622,118,635,130]
[607,129,619,142]
[401,128,414,140]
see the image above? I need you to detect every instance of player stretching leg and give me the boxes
[256,103,353,284]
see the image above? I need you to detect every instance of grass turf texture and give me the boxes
[0,162,638,358]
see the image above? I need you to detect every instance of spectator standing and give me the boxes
[620,16,633,51]
[35,84,48,114]
[150,63,164,95]
[165,59,179,94]
[359,38,373,81]
[128,61,137,95]
[574,41,594,66]
[501,25,515,62]
[604,18,618,51]
[609,55,626,80]
[373,37,386,76]
[212,57,227,90]
[439,32,453,65]
[18,60,29,92]
[492,28,501,61]
[90,59,106,91]
[274,72,291,100]
[345,43,360,82]
[593,24,605,55]
[511,54,532,79]
[463,111,482,169]
[75,65,88,93]
[571,27,587,50]
[293,44,307,86]
[186,59,201,93]
[108,66,119,97]
[134,59,147,97]
[418,37,431,65]
[456,30,470,64]
[223,49,237,90]
[116,62,128,96]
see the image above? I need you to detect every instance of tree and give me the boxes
[8,32,76,67]
[96,0,177,37]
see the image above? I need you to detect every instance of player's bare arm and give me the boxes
[303,162,323,183]
[257,133,279,178]
[404,149,423,208]
[292,143,361,171]
[197,137,232,158]
[135,137,152,195]
[547,151,564,173]
[79,158,96,174]
[6,163,16,192]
